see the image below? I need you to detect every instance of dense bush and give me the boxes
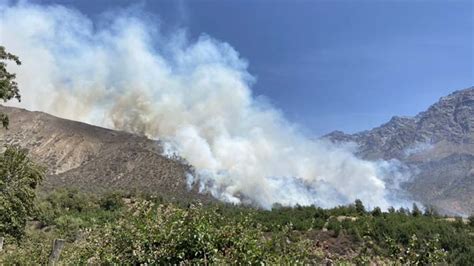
[1,191,473,264]
[98,192,125,211]
[62,201,313,264]
[0,146,44,239]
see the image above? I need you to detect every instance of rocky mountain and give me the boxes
[0,105,210,203]
[1,87,473,215]
[326,86,474,216]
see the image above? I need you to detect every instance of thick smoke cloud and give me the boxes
[0,3,412,209]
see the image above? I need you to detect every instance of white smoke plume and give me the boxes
[0,2,412,209]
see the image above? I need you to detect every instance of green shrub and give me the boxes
[3,193,473,264]
[64,201,313,264]
[0,228,55,264]
[371,207,382,217]
[98,192,124,211]
[0,146,44,239]
[355,199,365,215]
[43,189,96,213]
[469,215,474,227]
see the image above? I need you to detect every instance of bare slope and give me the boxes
[0,105,209,202]
[326,87,474,215]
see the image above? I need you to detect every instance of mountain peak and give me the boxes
[441,86,474,100]
[325,86,474,215]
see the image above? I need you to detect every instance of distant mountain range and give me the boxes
[326,86,474,216]
[1,86,473,215]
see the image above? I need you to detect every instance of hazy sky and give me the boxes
[28,0,473,135]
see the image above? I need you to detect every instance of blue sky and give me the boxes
[32,0,473,135]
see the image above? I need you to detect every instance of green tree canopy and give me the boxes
[0,146,44,238]
[371,206,382,217]
[412,203,422,217]
[354,199,365,215]
[0,47,44,239]
[469,215,474,227]
[0,46,22,129]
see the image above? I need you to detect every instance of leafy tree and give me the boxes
[397,207,407,215]
[0,46,21,129]
[387,206,395,214]
[371,207,382,217]
[411,203,422,217]
[423,205,439,217]
[99,192,124,211]
[354,199,365,215]
[0,146,44,238]
[0,47,45,239]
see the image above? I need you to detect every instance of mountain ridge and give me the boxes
[0,105,211,203]
[1,86,473,215]
[326,86,474,215]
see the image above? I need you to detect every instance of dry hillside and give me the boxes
[0,105,210,202]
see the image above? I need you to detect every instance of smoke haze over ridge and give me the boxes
[0,2,413,209]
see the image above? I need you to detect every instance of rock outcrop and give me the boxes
[326,87,474,215]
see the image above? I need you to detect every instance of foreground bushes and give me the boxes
[0,146,44,239]
[64,201,312,264]
[1,190,473,264]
